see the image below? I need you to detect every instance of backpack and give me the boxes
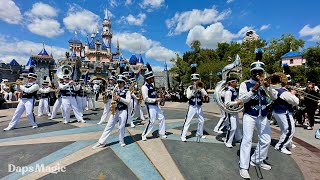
[316,129,320,139]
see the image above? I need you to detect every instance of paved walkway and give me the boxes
[0,100,319,179]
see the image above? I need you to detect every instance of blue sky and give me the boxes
[0,0,319,71]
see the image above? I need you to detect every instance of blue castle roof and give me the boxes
[38,48,49,56]
[88,34,109,50]
[129,54,138,65]
[9,59,19,66]
[281,51,303,58]
[26,57,35,66]
[137,54,144,64]
[68,36,82,44]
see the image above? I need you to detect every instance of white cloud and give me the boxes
[109,0,118,8]
[27,19,64,38]
[0,0,22,24]
[104,9,114,19]
[259,24,270,31]
[166,7,231,35]
[25,2,57,18]
[226,0,234,3]
[25,2,63,37]
[125,0,133,6]
[152,66,165,72]
[140,0,165,9]
[186,22,251,49]
[299,24,320,41]
[146,46,177,61]
[112,32,178,62]
[63,6,100,35]
[113,32,154,53]
[123,13,146,26]
[0,36,68,64]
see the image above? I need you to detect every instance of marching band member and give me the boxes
[273,78,299,155]
[181,64,208,142]
[38,81,52,117]
[122,68,135,127]
[92,75,131,148]
[213,72,227,134]
[141,63,167,141]
[14,76,24,102]
[86,81,96,110]
[93,80,100,101]
[131,81,145,121]
[50,78,64,120]
[97,75,116,124]
[223,77,242,148]
[75,78,87,117]
[1,79,13,102]
[3,73,39,131]
[238,49,277,179]
[60,75,86,124]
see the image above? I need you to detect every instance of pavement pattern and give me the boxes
[0,101,319,180]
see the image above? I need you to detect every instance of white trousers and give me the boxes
[62,96,84,123]
[131,99,145,120]
[51,98,64,119]
[38,98,51,116]
[76,96,87,116]
[214,108,227,131]
[240,114,271,169]
[86,97,96,110]
[273,111,295,150]
[4,92,13,101]
[98,99,112,124]
[126,102,134,124]
[181,105,205,138]
[7,98,37,128]
[142,104,166,137]
[98,109,128,145]
[225,113,242,145]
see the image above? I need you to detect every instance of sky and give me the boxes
[0,0,319,72]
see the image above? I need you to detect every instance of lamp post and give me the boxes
[209,72,213,89]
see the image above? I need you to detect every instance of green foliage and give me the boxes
[171,37,320,88]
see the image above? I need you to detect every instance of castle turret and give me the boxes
[69,32,83,57]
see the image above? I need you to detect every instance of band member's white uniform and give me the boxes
[59,77,86,124]
[3,73,39,131]
[141,68,166,141]
[92,75,131,148]
[1,79,13,102]
[131,85,145,121]
[124,75,135,128]
[239,60,277,179]
[38,82,52,117]
[86,83,96,110]
[181,73,208,142]
[223,79,242,148]
[76,80,87,116]
[50,80,64,120]
[273,85,299,155]
[97,77,116,124]
[214,89,227,133]
[93,82,100,101]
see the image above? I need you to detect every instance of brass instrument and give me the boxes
[195,81,204,90]
[129,82,136,94]
[290,86,320,102]
[56,65,73,79]
[138,90,143,105]
[110,84,119,115]
[158,88,165,106]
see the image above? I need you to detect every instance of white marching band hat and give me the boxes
[251,48,265,72]
[191,64,200,80]
[27,73,38,79]
[117,75,126,83]
[145,63,154,80]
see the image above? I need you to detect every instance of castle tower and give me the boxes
[69,32,83,57]
[101,14,112,56]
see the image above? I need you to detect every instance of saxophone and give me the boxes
[138,90,143,105]
[110,84,119,115]
[129,82,136,94]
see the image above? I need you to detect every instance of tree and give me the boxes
[190,40,201,53]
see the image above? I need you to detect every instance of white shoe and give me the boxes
[160,135,167,139]
[97,122,103,125]
[288,144,296,149]
[32,125,38,129]
[78,120,86,123]
[142,136,147,141]
[239,169,250,179]
[250,161,271,170]
[63,121,69,124]
[38,114,43,117]
[85,108,89,111]
[130,123,135,128]
[280,148,292,155]
[213,129,223,134]
[49,117,53,120]
[92,143,105,149]
[181,136,187,142]
[120,142,126,147]
[224,141,233,148]
[3,127,13,131]
[201,135,206,139]
[48,113,52,117]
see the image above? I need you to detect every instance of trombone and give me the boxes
[289,86,320,102]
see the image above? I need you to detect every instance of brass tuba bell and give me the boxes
[56,65,73,79]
